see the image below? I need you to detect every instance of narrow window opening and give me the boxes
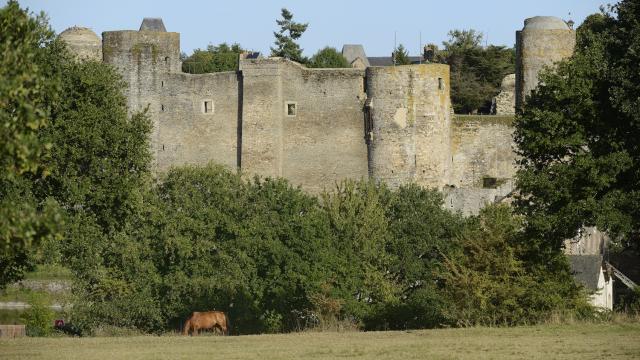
[161,104,165,112]
[438,78,444,90]
[483,177,498,189]
[161,81,164,87]
[162,144,165,151]
[203,100,214,114]
[164,57,169,64]
[285,102,297,117]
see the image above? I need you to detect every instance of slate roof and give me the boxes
[367,56,424,66]
[140,18,167,32]
[341,45,370,67]
[568,255,603,291]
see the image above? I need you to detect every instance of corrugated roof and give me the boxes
[568,255,603,291]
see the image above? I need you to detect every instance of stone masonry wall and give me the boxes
[515,17,575,110]
[450,115,516,188]
[366,65,451,189]
[155,71,240,171]
[240,58,368,192]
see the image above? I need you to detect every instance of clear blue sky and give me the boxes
[19,0,606,57]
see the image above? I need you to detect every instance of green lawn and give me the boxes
[1,323,639,359]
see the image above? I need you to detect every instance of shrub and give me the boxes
[21,292,55,336]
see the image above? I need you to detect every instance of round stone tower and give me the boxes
[58,26,102,61]
[515,16,575,111]
[366,64,452,189]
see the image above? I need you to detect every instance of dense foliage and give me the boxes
[514,0,640,254]
[57,165,586,334]
[0,0,64,288]
[2,0,594,336]
[307,47,349,68]
[181,43,245,74]
[437,29,515,114]
[271,8,308,63]
[392,44,412,65]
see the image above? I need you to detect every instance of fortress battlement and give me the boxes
[60,16,575,215]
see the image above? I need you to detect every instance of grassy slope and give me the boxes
[1,323,639,360]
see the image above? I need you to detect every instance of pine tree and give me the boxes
[270,8,308,63]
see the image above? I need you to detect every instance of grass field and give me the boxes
[1,323,639,359]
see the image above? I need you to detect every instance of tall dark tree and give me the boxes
[514,0,640,255]
[270,8,308,63]
[392,44,411,65]
[439,29,515,114]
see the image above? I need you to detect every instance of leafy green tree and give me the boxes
[392,44,411,65]
[443,29,483,52]
[182,43,244,74]
[515,1,640,254]
[441,205,588,326]
[439,29,515,114]
[271,8,308,63]
[37,59,152,232]
[307,47,349,68]
[320,180,399,322]
[373,184,464,329]
[0,0,64,288]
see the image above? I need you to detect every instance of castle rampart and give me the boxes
[366,65,451,189]
[515,16,575,111]
[58,16,575,214]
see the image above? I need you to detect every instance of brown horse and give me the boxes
[182,311,229,336]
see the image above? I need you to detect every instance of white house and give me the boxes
[567,255,613,310]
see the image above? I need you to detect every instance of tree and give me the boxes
[307,47,349,68]
[40,60,156,333]
[514,0,640,254]
[438,29,515,114]
[392,44,411,65]
[271,8,308,63]
[441,205,588,326]
[0,0,64,288]
[182,43,245,74]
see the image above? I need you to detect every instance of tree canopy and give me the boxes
[437,29,515,114]
[392,44,411,65]
[271,8,308,63]
[0,0,64,288]
[514,0,640,254]
[181,43,245,74]
[307,47,349,68]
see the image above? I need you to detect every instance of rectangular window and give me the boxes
[202,100,214,114]
[483,177,498,189]
[438,78,444,90]
[285,102,297,117]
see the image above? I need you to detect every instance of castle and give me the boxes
[58,16,574,216]
[59,15,622,310]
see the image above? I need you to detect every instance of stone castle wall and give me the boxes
[516,16,576,110]
[450,115,516,189]
[59,16,575,214]
[240,59,369,193]
[366,65,451,189]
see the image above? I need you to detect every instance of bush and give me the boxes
[21,292,55,336]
